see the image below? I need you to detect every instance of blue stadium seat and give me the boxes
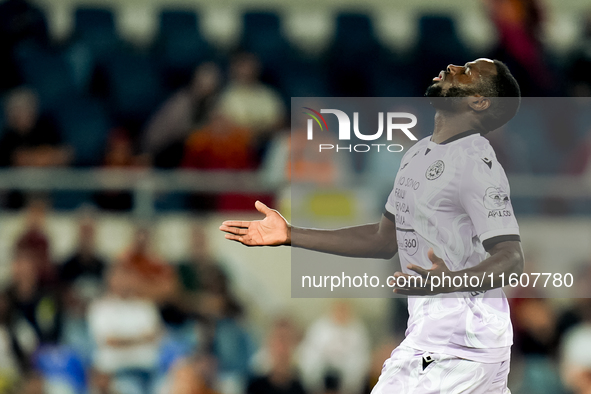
[160,9,199,35]
[240,11,294,84]
[72,7,121,59]
[15,46,78,108]
[104,53,165,128]
[334,13,375,47]
[415,15,469,61]
[277,58,329,99]
[154,9,214,89]
[242,11,282,48]
[327,13,384,96]
[412,15,472,87]
[54,98,111,166]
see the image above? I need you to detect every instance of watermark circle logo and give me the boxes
[403,232,419,256]
[425,160,445,180]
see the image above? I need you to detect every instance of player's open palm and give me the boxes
[219,201,290,246]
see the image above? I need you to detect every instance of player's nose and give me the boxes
[447,64,462,75]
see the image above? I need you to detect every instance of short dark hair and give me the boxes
[478,60,521,132]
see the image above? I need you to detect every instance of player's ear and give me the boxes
[469,96,490,112]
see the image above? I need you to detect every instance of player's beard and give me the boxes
[425,83,480,111]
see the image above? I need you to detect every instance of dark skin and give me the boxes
[219,58,524,295]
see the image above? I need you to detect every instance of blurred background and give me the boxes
[2,0,591,393]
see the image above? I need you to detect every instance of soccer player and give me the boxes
[220,58,524,393]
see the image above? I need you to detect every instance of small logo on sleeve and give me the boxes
[482,157,492,169]
[483,187,509,210]
[483,187,512,217]
[425,160,445,180]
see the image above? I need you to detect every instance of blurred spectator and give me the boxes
[102,129,147,169]
[93,128,148,212]
[218,52,285,143]
[566,123,591,176]
[59,212,106,363]
[118,227,178,306]
[512,298,558,356]
[171,225,236,318]
[567,11,591,96]
[261,126,353,189]
[510,298,564,394]
[0,0,48,90]
[177,225,220,294]
[88,370,118,394]
[0,292,25,391]
[5,246,63,348]
[182,106,273,211]
[297,301,370,394]
[87,265,162,393]
[561,324,591,394]
[142,62,222,168]
[15,198,56,285]
[248,317,306,394]
[182,106,256,171]
[59,213,106,290]
[17,371,47,394]
[163,354,220,394]
[483,0,554,95]
[0,87,72,168]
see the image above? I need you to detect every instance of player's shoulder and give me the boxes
[403,136,429,157]
[455,134,499,166]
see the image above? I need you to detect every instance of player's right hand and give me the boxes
[219,201,290,246]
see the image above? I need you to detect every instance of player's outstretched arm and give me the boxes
[219,201,398,259]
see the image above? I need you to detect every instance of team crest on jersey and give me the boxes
[483,187,509,210]
[425,160,445,180]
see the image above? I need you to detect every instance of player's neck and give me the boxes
[431,111,479,144]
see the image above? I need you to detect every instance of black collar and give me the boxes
[434,129,481,145]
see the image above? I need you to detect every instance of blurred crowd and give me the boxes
[0,200,383,394]
[0,201,591,394]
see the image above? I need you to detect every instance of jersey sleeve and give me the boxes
[459,155,520,251]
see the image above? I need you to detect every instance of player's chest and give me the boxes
[394,147,459,208]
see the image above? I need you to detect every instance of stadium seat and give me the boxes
[327,13,385,96]
[15,46,78,108]
[154,9,214,89]
[72,7,121,59]
[103,52,165,130]
[242,11,281,43]
[54,98,111,166]
[412,15,472,87]
[276,58,330,100]
[240,11,294,86]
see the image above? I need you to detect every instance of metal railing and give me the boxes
[0,168,589,216]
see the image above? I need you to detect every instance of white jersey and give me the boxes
[384,131,520,363]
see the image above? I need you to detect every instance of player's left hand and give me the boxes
[392,248,456,295]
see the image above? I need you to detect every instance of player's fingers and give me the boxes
[221,220,250,228]
[407,264,429,277]
[219,225,248,235]
[427,248,442,263]
[255,200,273,215]
[394,288,428,296]
[224,234,247,243]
